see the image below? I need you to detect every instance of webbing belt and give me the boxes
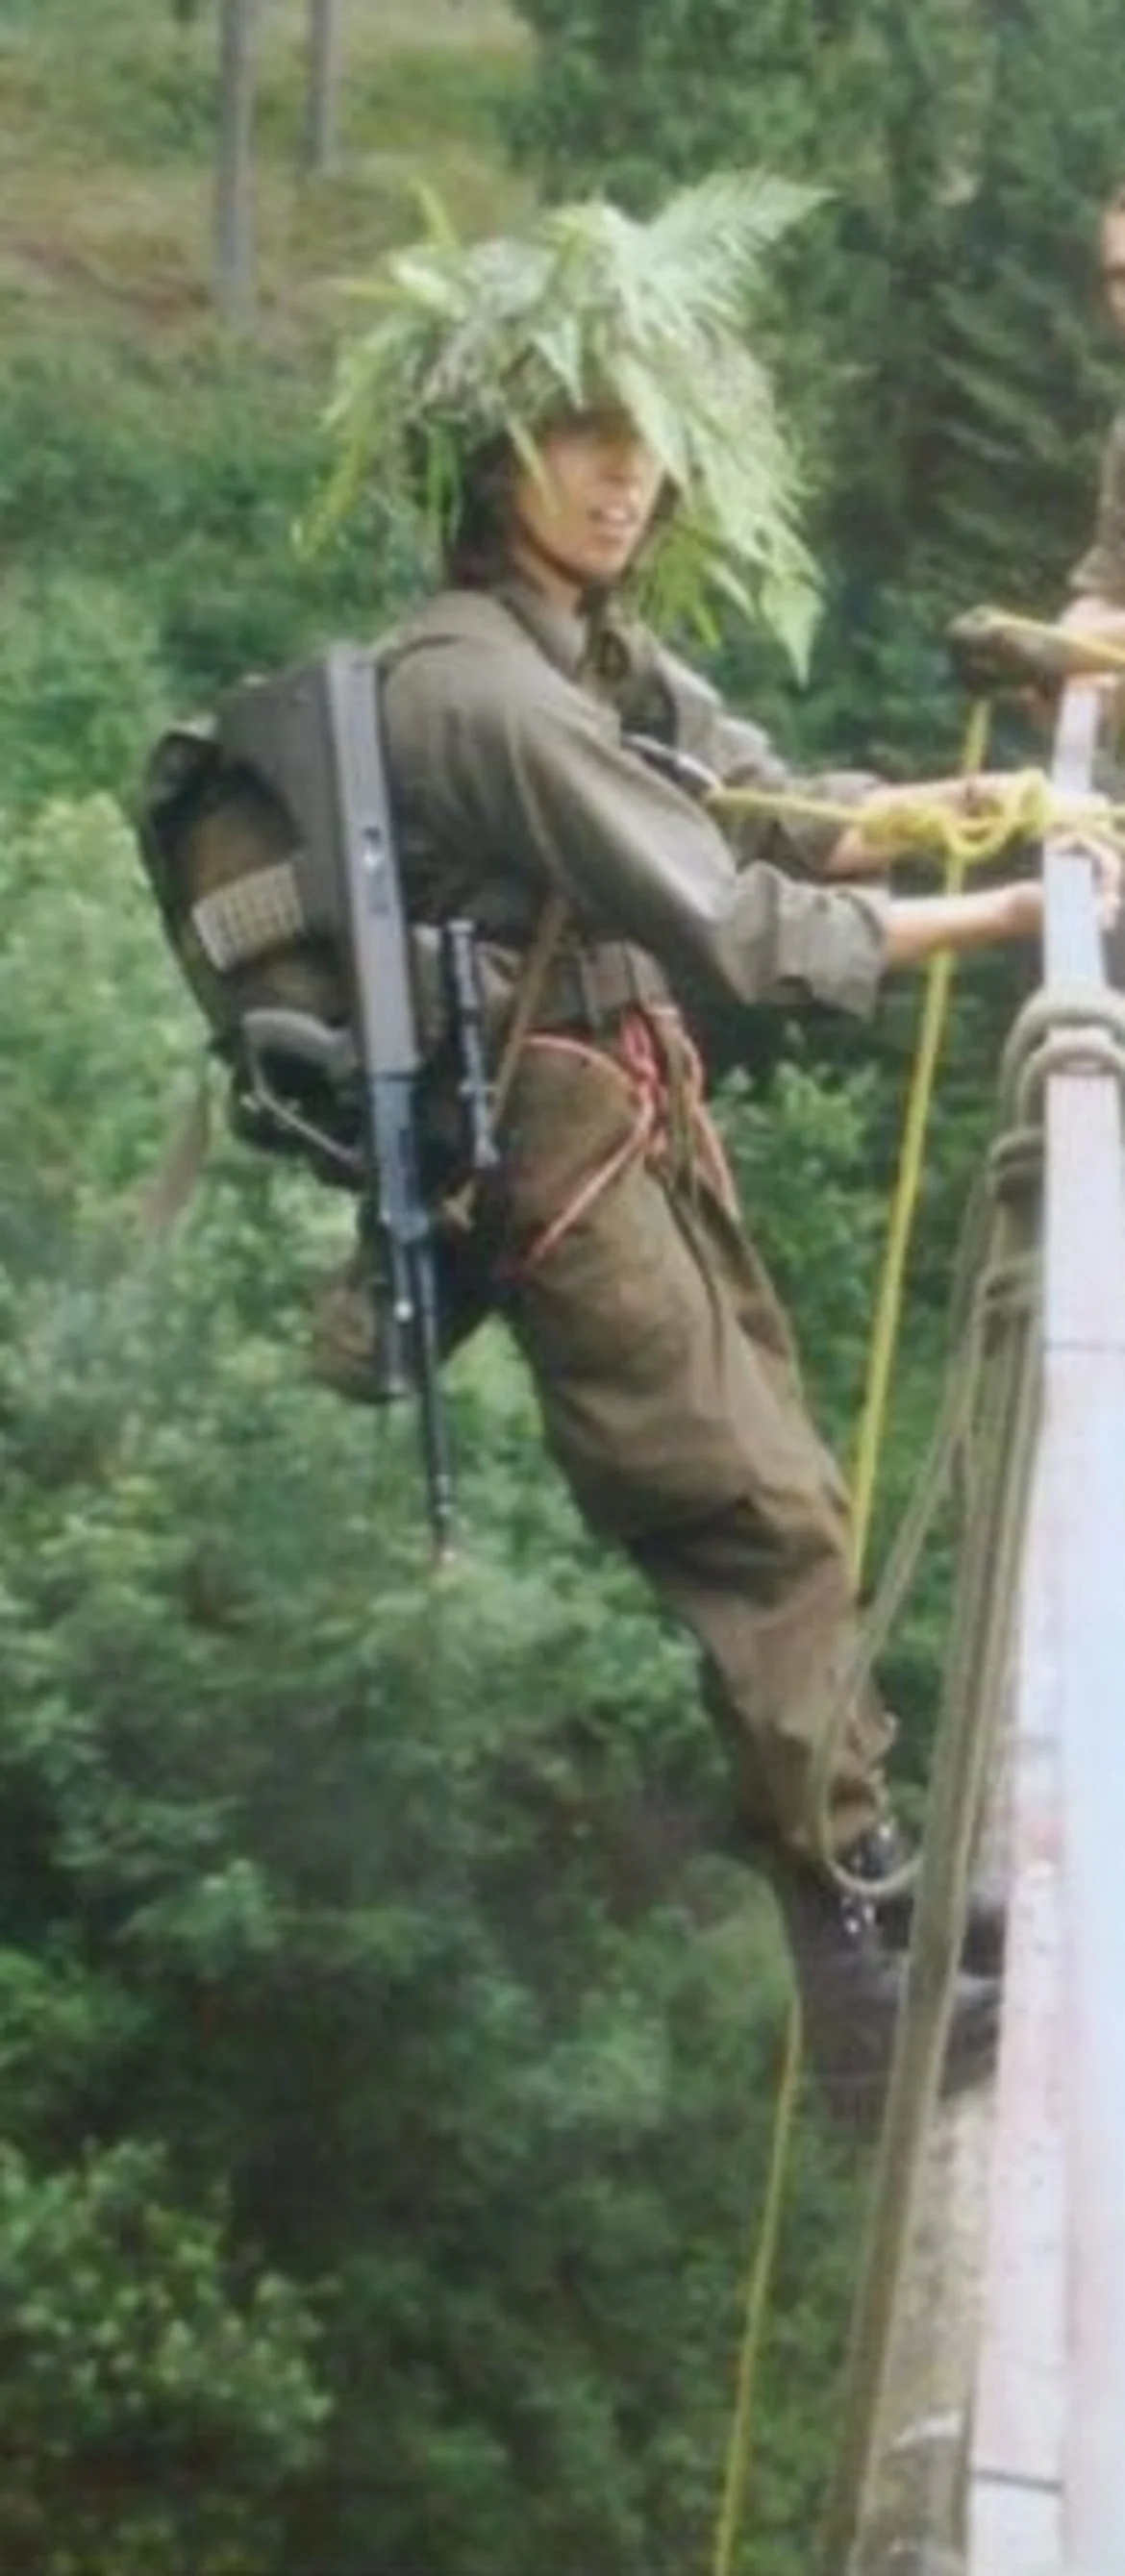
[527,939,671,1031]
[190,865,672,1037]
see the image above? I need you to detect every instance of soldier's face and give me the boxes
[511,411,667,598]
[1101,213,1125,334]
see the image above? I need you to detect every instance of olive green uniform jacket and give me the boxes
[379,577,893,1859]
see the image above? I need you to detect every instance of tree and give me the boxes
[215,0,260,327]
[505,0,828,211]
[926,0,1125,614]
[303,0,342,177]
[0,2142,325,2576]
[0,789,866,2576]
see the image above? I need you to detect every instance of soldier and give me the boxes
[312,178,1113,2122]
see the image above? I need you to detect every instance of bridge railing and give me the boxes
[969,677,1125,2575]
[822,669,1125,2576]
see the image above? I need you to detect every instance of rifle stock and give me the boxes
[217,644,457,1562]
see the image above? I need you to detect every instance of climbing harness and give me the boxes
[504,1006,736,1285]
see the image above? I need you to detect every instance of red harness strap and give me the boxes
[509,1004,737,1282]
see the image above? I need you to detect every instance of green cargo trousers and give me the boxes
[497,1014,893,1862]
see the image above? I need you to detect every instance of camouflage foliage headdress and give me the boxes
[307,173,824,667]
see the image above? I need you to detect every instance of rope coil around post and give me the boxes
[1001,980,1125,1116]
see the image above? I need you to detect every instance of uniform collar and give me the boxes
[495,572,638,692]
[495,572,591,678]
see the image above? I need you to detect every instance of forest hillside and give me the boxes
[1,2,1119,2568]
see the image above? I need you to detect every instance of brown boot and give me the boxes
[768,1856,1000,2134]
[839,1820,1008,1980]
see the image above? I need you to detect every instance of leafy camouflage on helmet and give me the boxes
[304,173,825,668]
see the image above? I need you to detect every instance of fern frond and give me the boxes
[307,174,824,659]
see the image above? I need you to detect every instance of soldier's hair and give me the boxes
[443,441,517,587]
[1104,182,1125,219]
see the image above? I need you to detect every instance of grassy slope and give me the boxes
[0,0,537,718]
[0,0,531,349]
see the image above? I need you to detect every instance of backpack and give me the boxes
[135,647,562,1547]
[139,649,399,1191]
[138,642,564,1201]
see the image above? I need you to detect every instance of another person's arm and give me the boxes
[1061,413,1125,637]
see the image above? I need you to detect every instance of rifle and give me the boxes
[216,645,460,1562]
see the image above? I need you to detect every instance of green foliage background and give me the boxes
[2,0,1114,2564]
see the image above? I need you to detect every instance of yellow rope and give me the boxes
[848,695,994,1579]
[710,1991,805,2576]
[710,764,1118,868]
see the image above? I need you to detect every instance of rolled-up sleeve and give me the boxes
[1070,414,1125,603]
[423,644,888,1019]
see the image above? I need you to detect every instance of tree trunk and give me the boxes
[214,0,259,328]
[303,0,342,176]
